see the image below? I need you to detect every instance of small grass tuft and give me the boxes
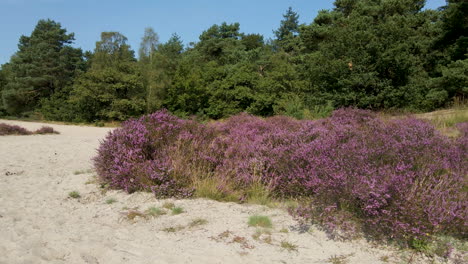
[252,228,272,242]
[231,236,255,249]
[245,182,272,206]
[280,240,298,252]
[379,255,390,262]
[124,210,147,221]
[105,198,117,204]
[68,191,81,199]
[193,177,240,202]
[73,169,93,175]
[280,227,289,233]
[232,236,247,244]
[171,207,184,215]
[145,207,166,217]
[162,225,184,233]
[327,254,353,264]
[162,202,175,210]
[248,215,272,228]
[189,218,208,227]
[218,230,232,239]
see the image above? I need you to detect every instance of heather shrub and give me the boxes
[34,126,59,134]
[94,109,467,241]
[289,110,467,240]
[0,123,32,135]
[0,123,59,135]
[94,110,208,196]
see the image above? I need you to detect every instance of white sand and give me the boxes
[0,120,424,264]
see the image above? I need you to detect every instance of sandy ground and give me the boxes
[0,120,423,264]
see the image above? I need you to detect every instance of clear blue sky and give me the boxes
[0,0,447,64]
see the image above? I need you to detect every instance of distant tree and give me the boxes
[71,32,145,121]
[0,19,83,116]
[298,0,441,109]
[436,0,468,61]
[0,64,10,114]
[196,22,244,63]
[143,33,184,113]
[274,7,301,53]
[139,27,159,62]
[241,34,264,51]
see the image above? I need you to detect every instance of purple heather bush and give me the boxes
[0,123,59,135]
[0,123,33,135]
[94,109,467,241]
[34,126,59,134]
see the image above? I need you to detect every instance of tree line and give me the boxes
[0,0,466,122]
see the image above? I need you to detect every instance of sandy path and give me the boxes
[0,120,406,264]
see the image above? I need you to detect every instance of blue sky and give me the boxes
[0,0,447,64]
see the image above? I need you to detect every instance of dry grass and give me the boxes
[162,202,175,210]
[193,177,240,202]
[188,218,208,228]
[252,229,273,244]
[417,108,468,137]
[327,253,354,264]
[162,225,185,233]
[74,169,94,175]
[381,107,468,137]
[122,210,147,221]
[280,240,298,252]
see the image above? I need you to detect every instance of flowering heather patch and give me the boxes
[0,123,33,135]
[0,123,60,135]
[34,126,59,134]
[94,109,467,240]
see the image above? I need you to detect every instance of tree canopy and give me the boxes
[0,1,466,121]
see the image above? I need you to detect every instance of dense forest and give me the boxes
[0,0,466,122]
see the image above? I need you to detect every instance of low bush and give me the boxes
[94,109,467,242]
[0,123,32,135]
[34,126,59,134]
[0,123,59,135]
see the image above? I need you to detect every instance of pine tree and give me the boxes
[1,19,83,116]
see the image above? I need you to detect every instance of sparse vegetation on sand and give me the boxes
[280,241,298,252]
[105,198,117,204]
[162,202,175,210]
[171,207,184,215]
[68,191,81,199]
[327,253,354,264]
[188,218,208,228]
[248,215,273,229]
[74,169,94,175]
[122,210,147,221]
[145,207,166,217]
[162,225,185,233]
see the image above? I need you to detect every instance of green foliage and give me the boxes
[248,215,273,228]
[274,7,301,53]
[280,241,298,252]
[105,198,117,204]
[145,206,166,217]
[1,19,83,116]
[68,191,81,199]
[1,2,466,122]
[71,32,145,122]
[171,207,184,215]
[436,0,468,61]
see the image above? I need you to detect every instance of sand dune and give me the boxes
[0,120,425,264]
